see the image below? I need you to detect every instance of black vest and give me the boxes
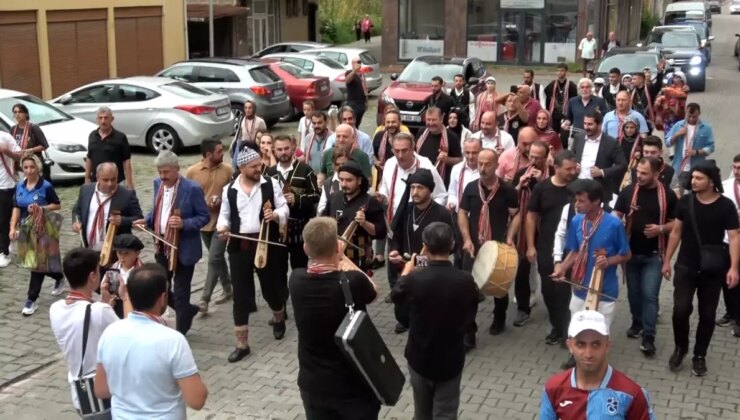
[226,177,279,251]
[450,87,471,108]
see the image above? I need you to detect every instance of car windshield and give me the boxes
[278,63,314,79]
[398,61,462,83]
[665,11,705,24]
[598,54,657,74]
[647,31,698,48]
[158,81,212,98]
[315,57,345,70]
[0,95,73,126]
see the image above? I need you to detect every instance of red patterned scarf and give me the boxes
[549,80,570,116]
[503,112,519,133]
[65,291,93,305]
[386,159,420,223]
[132,311,167,326]
[517,164,550,253]
[11,122,32,150]
[307,262,338,275]
[678,124,697,172]
[304,129,332,164]
[152,178,180,257]
[477,178,500,245]
[473,91,496,131]
[416,128,449,178]
[572,209,605,284]
[378,129,393,164]
[631,85,655,123]
[88,188,115,246]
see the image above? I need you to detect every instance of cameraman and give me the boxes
[94,263,208,417]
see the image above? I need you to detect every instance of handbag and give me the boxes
[687,193,730,275]
[73,304,112,418]
[334,274,405,406]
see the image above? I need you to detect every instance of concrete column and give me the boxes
[444,0,466,56]
[36,9,51,98]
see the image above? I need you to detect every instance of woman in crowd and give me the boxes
[533,109,563,153]
[10,103,50,179]
[447,109,472,149]
[258,133,277,174]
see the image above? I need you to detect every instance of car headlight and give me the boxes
[689,56,702,66]
[53,144,87,153]
[381,91,395,105]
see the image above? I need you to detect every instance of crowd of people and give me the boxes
[0,54,736,419]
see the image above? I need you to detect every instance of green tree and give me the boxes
[319,0,382,44]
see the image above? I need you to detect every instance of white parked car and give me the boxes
[51,77,234,153]
[300,47,383,92]
[0,89,94,182]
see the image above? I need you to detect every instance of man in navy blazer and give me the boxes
[72,162,143,250]
[134,151,209,335]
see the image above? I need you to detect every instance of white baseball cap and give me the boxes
[593,77,605,85]
[568,310,609,337]
[485,76,496,83]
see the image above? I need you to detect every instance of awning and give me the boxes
[186,4,248,22]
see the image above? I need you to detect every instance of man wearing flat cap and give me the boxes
[321,160,386,273]
[106,233,145,317]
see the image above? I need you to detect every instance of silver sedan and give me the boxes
[262,53,348,103]
[299,47,382,92]
[50,77,234,153]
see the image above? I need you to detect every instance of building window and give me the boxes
[466,0,500,62]
[398,0,445,60]
[543,0,578,63]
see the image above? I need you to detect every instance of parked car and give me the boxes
[252,42,331,58]
[735,34,740,71]
[640,26,708,91]
[51,77,234,154]
[708,0,722,13]
[596,48,666,85]
[663,1,712,30]
[157,58,290,128]
[267,62,332,121]
[732,0,740,14]
[376,56,489,130]
[261,53,348,103]
[299,47,382,92]
[0,89,94,182]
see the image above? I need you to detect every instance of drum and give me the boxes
[472,241,519,298]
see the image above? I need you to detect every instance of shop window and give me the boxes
[543,0,578,63]
[466,0,499,62]
[398,0,444,60]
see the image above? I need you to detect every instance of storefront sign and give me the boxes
[467,41,497,62]
[501,0,544,8]
[544,42,576,64]
[399,39,445,60]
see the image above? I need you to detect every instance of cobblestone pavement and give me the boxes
[2,12,740,420]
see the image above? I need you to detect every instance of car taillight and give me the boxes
[306,82,317,96]
[250,86,271,96]
[335,73,346,82]
[359,66,372,74]
[174,105,215,115]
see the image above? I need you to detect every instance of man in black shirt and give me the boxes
[415,107,462,187]
[662,162,740,377]
[634,136,674,190]
[449,74,474,128]
[344,57,369,127]
[630,63,665,133]
[321,161,386,273]
[85,107,134,189]
[425,76,455,126]
[459,149,520,335]
[372,108,401,182]
[389,169,456,333]
[392,222,478,420]
[525,150,579,345]
[543,64,579,133]
[615,157,677,357]
[289,217,379,419]
[497,93,528,144]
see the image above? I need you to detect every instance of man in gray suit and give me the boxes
[570,110,627,206]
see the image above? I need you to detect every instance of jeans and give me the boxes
[538,253,571,337]
[301,390,379,420]
[155,253,198,335]
[27,271,64,301]
[200,231,232,303]
[409,366,462,420]
[625,253,663,338]
[0,188,13,255]
[672,263,724,357]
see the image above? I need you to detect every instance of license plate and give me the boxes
[216,107,230,116]
[401,114,421,123]
[273,89,284,97]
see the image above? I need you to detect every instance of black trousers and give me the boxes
[27,271,64,302]
[301,390,380,420]
[155,253,198,335]
[0,188,13,255]
[721,266,740,322]
[538,252,572,338]
[387,260,409,327]
[672,263,724,357]
[463,252,509,323]
[345,100,366,127]
[229,241,288,327]
[514,257,532,314]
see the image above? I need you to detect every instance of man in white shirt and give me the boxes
[0,131,21,267]
[448,137,482,213]
[217,147,290,362]
[50,247,122,418]
[578,32,597,76]
[95,263,208,419]
[324,106,374,162]
[470,111,515,154]
[719,155,740,337]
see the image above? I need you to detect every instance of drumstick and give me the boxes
[135,225,179,250]
[337,235,362,252]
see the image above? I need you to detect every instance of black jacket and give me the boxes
[72,184,143,248]
[425,91,455,125]
[571,133,627,202]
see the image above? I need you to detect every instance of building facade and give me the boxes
[0,0,186,99]
[382,0,642,66]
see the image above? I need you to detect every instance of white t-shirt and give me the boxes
[49,300,119,409]
[97,312,199,420]
[0,131,20,190]
[579,38,597,59]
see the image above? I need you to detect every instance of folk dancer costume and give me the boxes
[217,148,290,362]
[544,77,578,133]
[389,169,455,329]
[265,158,319,269]
[144,172,209,335]
[321,161,387,273]
[471,79,498,132]
[108,233,145,318]
[448,157,480,268]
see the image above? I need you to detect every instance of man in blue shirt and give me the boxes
[562,78,607,132]
[552,179,631,368]
[664,103,715,195]
[602,91,649,139]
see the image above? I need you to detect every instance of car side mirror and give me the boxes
[390,73,399,81]
[467,77,479,86]
[58,94,72,105]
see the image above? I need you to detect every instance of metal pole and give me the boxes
[208,0,215,57]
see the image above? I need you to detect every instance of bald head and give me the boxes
[517,127,538,156]
[615,90,631,111]
[481,111,497,136]
[96,162,119,194]
[335,124,354,147]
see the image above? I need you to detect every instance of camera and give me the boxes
[106,269,122,295]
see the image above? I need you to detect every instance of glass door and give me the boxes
[499,11,543,65]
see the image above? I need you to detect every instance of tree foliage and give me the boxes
[319,0,382,44]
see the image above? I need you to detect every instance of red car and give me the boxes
[267,61,332,119]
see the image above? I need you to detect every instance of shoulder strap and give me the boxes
[687,193,703,247]
[339,273,355,310]
[78,303,92,378]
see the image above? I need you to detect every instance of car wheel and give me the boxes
[265,118,280,128]
[146,124,182,154]
[231,103,244,133]
[279,105,297,123]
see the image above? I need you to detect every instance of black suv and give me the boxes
[642,26,708,91]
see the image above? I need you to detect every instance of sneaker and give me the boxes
[669,348,687,372]
[394,322,408,334]
[691,356,707,377]
[626,321,643,338]
[197,301,209,314]
[488,319,505,335]
[640,336,656,357]
[716,313,732,327]
[21,300,37,316]
[463,332,476,352]
[733,323,740,338]
[561,354,576,370]
[0,253,11,268]
[513,311,531,327]
[51,279,64,296]
[545,330,563,345]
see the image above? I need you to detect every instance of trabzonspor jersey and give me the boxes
[540,366,654,420]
